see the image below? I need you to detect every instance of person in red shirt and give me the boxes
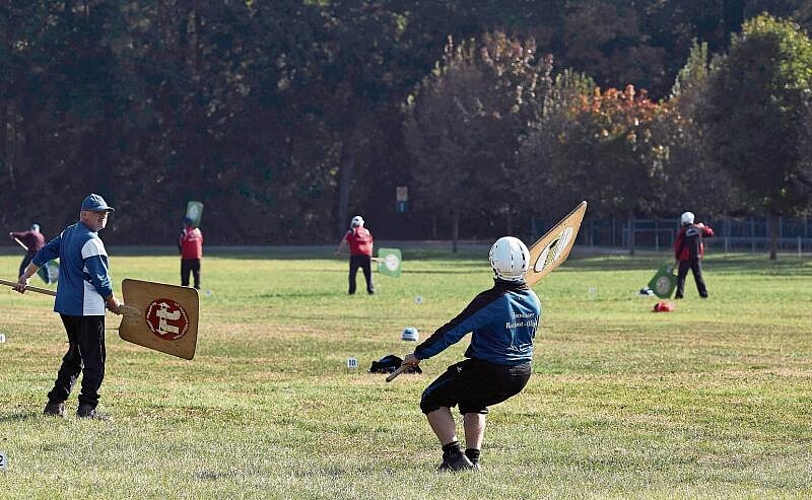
[673,211,714,299]
[336,215,374,295]
[9,223,46,279]
[178,217,203,289]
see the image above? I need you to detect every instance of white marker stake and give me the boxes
[0,334,5,344]
[346,357,358,370]
[0,450,7,471]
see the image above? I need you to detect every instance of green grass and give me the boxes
[0,249,810,499]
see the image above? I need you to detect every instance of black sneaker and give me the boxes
[43,401,65,418]
[77,404,110,421]
[437,452,474,472]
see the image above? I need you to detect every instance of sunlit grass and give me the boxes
[0,249,810,499]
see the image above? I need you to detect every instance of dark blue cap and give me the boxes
[80,194,115,212]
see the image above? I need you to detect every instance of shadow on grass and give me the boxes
[0,412,40,422]
[562,254,812,275]
[259,291,341,299]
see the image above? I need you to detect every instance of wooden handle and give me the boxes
[385,365,409,383]
[0,278,56,296]
[13,237,29,251]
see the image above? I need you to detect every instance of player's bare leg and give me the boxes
[463,413,486,470]
[427,408,473,471]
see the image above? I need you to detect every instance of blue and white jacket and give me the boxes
[32,221,113,316]
[414,280,541,366]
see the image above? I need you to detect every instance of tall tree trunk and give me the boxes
[451,211,459,253]
[336,128,357,238]
[722,0,745,40]
[1,102,10,190]
[627,207,636,256]
[769,213,779,261]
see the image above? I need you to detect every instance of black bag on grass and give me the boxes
[370,354,422,375]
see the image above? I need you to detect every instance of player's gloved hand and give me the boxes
[402,353,420,367]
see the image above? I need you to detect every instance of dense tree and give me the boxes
[403,33,552,250]
[2,2,811,246]
[699,14,812,259]
[523,81,670,254]
[658,40,742,217]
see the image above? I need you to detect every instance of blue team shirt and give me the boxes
[32,221,113,316]
[414,280,541,365]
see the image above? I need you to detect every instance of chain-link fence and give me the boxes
[532,215,812,254]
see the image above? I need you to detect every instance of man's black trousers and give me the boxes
[348,255,374,294]
[48,314,106,408]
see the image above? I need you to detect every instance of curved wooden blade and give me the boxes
[525,201,587,287]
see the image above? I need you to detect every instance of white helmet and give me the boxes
[350,215,364,227]
[489,236,530,282]
[680,211,695,226]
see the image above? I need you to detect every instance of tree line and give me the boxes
[1,1,810,259]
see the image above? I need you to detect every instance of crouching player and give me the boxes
[401,236,540,471]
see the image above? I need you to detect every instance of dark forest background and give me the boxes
[2,1,811,250]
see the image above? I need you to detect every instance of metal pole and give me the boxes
[654,219,659,252]
[751,217,756,253]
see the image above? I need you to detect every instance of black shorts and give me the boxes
[420,358,532,415]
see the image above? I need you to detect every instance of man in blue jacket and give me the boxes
[401,236,541,472]
[15,194,125,419]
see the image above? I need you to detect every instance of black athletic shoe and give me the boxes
[77,404,110,421]
[437,452,474,472]
[43,401,65,418]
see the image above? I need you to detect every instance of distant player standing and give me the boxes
[9,223,45,279]
[674,211,714,299]
[179,217,203,289]
[400,236,541,471]
[335,215,374,295]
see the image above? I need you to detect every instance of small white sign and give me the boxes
[414,295,423,305]
[0,450,7,471]
[346,357,358,369]
[0,334,5,344]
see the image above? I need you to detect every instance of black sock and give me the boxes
[465,448,480,463]
[442,441,462,458]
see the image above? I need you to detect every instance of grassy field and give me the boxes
[0,248,810,499]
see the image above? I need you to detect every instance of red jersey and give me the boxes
[344,227,373,256]
[11,230,45,256]
[179,227,203,259]
[674,222,713,261]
